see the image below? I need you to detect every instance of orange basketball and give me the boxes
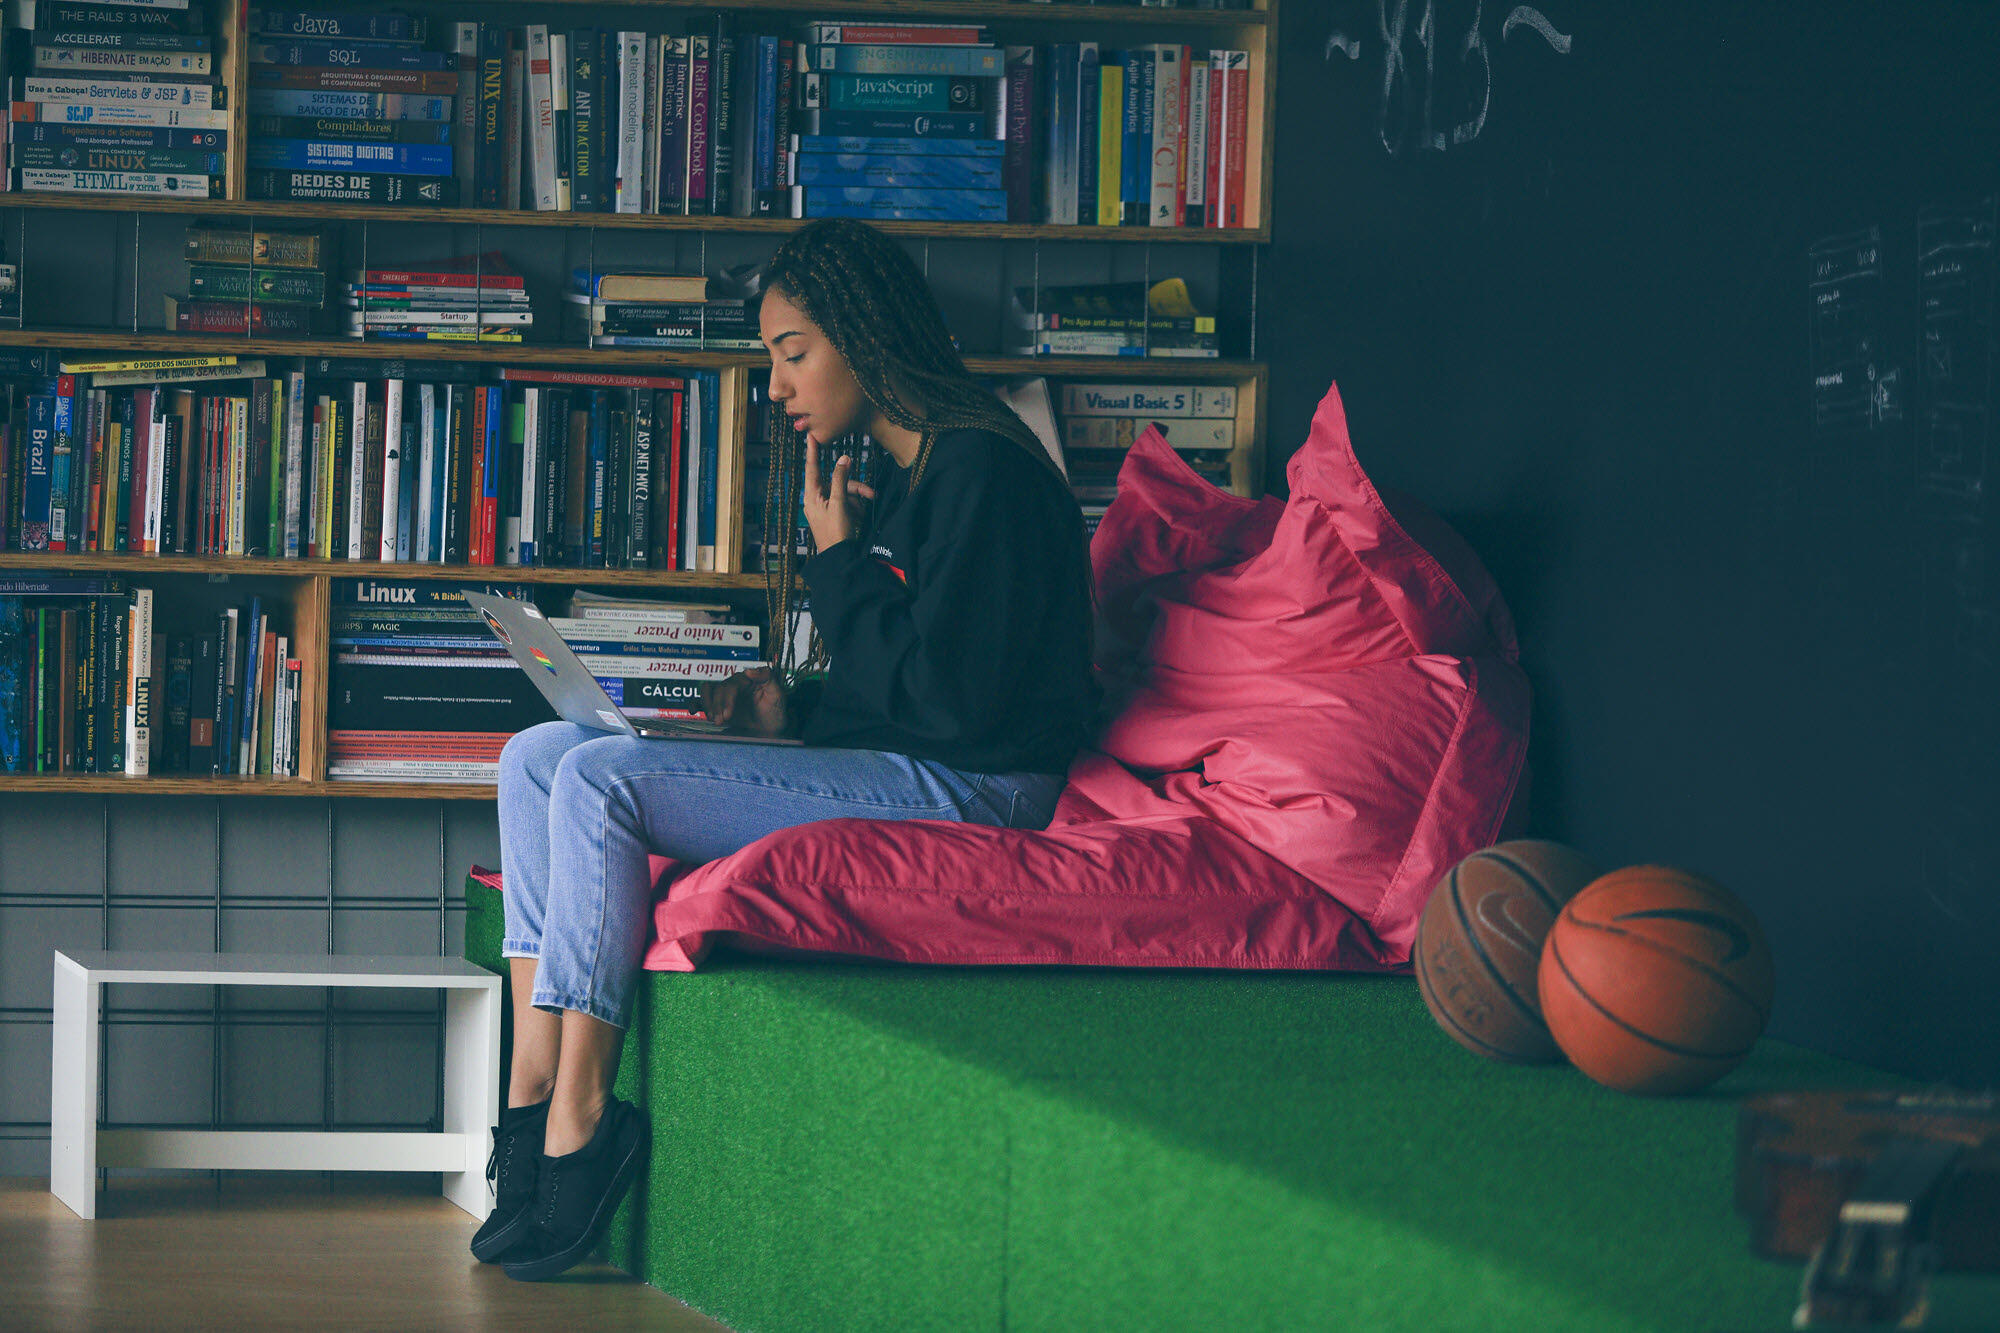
[1414,840,1602,1063]
[1538,866,1775,1095]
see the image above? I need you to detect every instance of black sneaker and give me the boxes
[501,1097,651,1283]
[469,1098,550,1263]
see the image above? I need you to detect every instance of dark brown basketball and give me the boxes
[1414,840,1602,1063]
[1538,865,1775,1095]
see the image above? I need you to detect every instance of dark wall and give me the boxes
[1266,2,2000,1084]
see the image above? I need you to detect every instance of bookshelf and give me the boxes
[0,0,1276,800]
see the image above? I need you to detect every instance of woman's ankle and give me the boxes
[507,1081,555,1111]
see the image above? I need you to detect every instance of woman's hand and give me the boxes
[700,667,797,738]
[801,434,876,552]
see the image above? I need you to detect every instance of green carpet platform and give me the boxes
[464,881,1997,1331]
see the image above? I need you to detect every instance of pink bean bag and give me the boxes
[639,381,1531,973]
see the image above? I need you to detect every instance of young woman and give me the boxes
[478,219,1099,1281]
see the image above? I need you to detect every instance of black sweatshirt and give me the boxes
[798,426,1099,776]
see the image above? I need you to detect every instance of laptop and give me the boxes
[461,589,805,745]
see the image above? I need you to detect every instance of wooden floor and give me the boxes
[0,1174,730,1331]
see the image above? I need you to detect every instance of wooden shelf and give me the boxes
[463,0,1266,25]
[0,327,1265,378]
[2,193,1268,244]
[0,774,497,800]
[0,552,773,587]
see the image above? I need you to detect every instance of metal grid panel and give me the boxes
[0,796,499,1177]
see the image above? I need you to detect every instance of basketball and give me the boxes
[1538,866,1775,1095]
[1414,840,1603,1063]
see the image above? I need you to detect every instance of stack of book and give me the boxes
[1056,379,1239,532]
[552,590,762,722]
[1025,42,1251,230]
[0,353,276,556]
[326,579,547,783]
[167,223,327,337]
[1008,278,1219,358]
[561,268,756,350]
[7,0,226,199]
[0,572,135,773]
[343,252,531,343]
[0,575,298,777]
[245,7,459,207]
[789,23,1005,222]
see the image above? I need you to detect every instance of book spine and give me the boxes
[245,89,450,120]
[249,65,456,95]
[34,29,212,52]
[687,32,711,212]
[516,387,539,565]
[805,23,990,45]
[32,45,212,75]
[280,370,304,555]
[22,395,54,552]
[48,377,75,552]
[626,388,652,567]
[246,37,451,69]
[769,41,795,210]
[14,121,224,148]
[1183,57,1208,227]
[1220,50,1247,229]
[1097,58,1123,226]
[378,378,402,560]
[696,372,718,571]
[798,44,1002,77]
[474,22,505,207]
[255,377,278,556]
[1002,46,1035,223]
[480,385,502,564]
[394,411,417,561]
[1204,50,1224,228]
[15,74,222,109]
[1046,44,1076,225]
[229,396,249,555]
[790,187,1006,222]
[658,34,688,213]
[568,28,595,210]
[526,25,556,209]
[549,31,571,210]
[707,23,732,214]
[443,385,467,563]
[15,169,221,195]
[1125,49,1151,225]
[104,602,127,773]
[1147,44,1181,226]
[795,72,986,113]
[792,154,1002,189]
[500,395,525,565]
[586,390,607,567]
[414,382,438,560]
[593,30,614,214]
[12,143,222,173]
[615,29,644,213]
[246,139,450,174]
[246,170,458,205]
[253,11,428,42]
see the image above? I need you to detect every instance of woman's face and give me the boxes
[760,288,872,448]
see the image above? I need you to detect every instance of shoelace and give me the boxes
[485,1124,530,1199]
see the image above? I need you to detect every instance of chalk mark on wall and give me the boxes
[1325,1,1571,157]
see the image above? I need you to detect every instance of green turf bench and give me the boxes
[463,879,1997,1331]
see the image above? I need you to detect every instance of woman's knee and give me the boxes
[501,720,585,793]
[550,734,660,818]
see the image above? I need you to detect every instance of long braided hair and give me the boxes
[757,219,1089,679]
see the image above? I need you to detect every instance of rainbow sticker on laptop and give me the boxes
[529,647,558,674]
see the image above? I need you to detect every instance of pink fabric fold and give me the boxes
[615,381,1531,973]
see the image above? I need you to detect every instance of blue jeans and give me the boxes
[497,721,1066,1028]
